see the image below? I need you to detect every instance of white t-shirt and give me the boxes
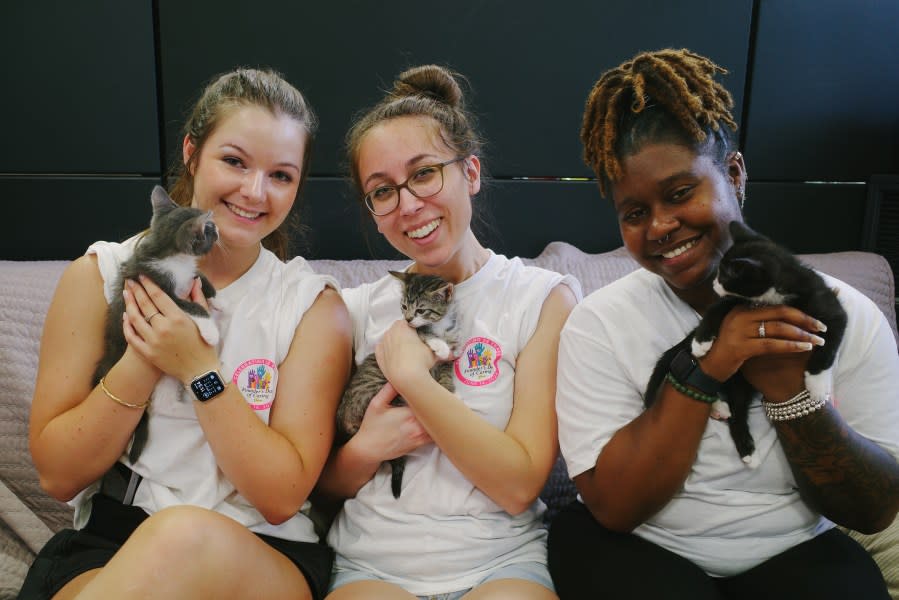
[74,236,336,542]
[327,252,581,596]
[557,268,899,576]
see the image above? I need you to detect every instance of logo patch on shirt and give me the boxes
[455,337,502,386]
[233,359,277,410]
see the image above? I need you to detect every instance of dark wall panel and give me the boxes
[743,182,868,254]
[745,0,899,181]
[301,179,620,260]
[0,178,161,260]
[2,2,160,174]
[157,0,752,179]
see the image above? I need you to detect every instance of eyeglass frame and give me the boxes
[362,156,467,216]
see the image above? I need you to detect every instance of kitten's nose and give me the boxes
[204,221,218,242]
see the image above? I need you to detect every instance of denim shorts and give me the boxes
[329,560,555,599]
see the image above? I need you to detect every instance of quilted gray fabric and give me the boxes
[0,246,895,595]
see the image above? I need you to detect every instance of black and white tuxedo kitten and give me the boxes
[644,220,847,466]
[94,185,220,463]
[336,271,461,498]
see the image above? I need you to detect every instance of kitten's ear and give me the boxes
[150,185,178,216]
[388,270,409,283]
[728,220,759,242]
[433,282,454,303]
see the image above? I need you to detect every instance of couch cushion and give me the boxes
[0,261,74,547]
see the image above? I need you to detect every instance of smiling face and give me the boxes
[611,143,746,310]
[184,104,307,253]
[357,116,484,282]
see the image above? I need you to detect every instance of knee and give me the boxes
[132,505,239,562]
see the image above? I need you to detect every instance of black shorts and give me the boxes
[17,494,334,600]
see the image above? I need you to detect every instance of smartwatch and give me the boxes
[669,349,723,396]
[188,370,227,402]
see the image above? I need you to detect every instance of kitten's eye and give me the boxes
[415,309,425,315]
[401,303,408,311]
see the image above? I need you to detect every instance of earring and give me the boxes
[736,185,745,209]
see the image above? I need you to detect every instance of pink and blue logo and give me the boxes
[233,358,277,410]
[455,337,502,386]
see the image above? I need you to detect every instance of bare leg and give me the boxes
[462,579,558,599]
[73,505,313,600]
[325,580,417,600]
[51,569,100,600]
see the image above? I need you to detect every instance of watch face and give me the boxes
[671,349,696,379]
[191,371,226,401]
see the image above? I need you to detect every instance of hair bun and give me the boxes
[390,65,464,108]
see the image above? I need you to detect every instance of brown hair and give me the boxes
[168,68,317,259]
[581,48,738,197]
[345,64,484,195]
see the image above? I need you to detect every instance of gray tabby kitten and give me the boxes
[94,185,220,463]
[337,271,461,498]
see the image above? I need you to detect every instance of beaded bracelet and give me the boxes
[665,372,719,404]
[762,389,826,421]
[99,376,150,409]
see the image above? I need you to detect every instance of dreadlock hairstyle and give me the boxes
[581,48,739,197]
[168,68,318,260]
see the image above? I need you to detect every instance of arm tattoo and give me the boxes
[776,403,899,533]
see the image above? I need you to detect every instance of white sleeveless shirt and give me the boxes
[328,252,580,595]
[73,235,336,542]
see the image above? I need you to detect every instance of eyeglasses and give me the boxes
[363,157,466,216]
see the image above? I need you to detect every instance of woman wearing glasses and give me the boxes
[317,64,579,599]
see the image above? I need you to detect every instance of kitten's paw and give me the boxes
[427,339,452,361]
[742,452,760,469]
[691,338,714,359]
[804,369,833,403]
[194,316,220,346]
[710,399,731,420]
[207,297,224,314]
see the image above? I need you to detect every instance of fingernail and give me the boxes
[812,335,826,346]
[816,321,828,332]
[798,342,813,351]
[122,289,129,299]
[125,279,134,289]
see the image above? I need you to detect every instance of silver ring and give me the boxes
[146,312,161,324]
[758,321,766,338]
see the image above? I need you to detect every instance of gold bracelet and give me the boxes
[99,376,150,409]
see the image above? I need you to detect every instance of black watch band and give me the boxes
[188,370,227,402]
[669,349,723,396]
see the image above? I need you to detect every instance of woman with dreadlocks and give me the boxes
[549,48,899,599]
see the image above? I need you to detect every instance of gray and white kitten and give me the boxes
[336,271,461,498]
[93,185,220,463]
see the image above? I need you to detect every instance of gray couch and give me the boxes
[1,242,897,598]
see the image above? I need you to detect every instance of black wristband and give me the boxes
[669,349,723,396]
